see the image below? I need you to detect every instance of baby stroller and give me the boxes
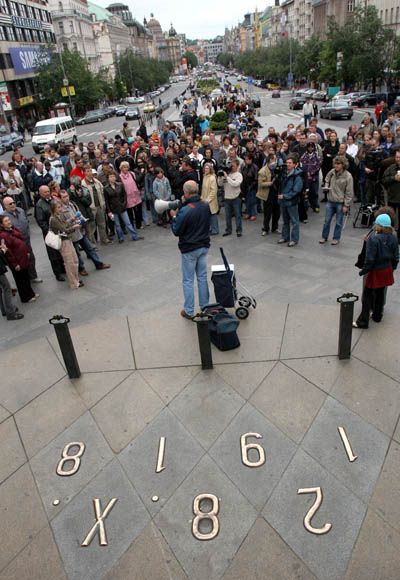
[353,204,379,228]
[210,248,256,320]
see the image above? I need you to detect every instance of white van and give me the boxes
[32,116,77,152]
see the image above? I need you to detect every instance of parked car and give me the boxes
[143,102,156,113]
[319,100,353,120]
[271,89,280,98]
[351,93,375,107]
[0,131,24,152]
[126,96,145,105]
[313,91,328,101]
[115,106,127,116]
[76,110,106,125]
[102,107,114,118]
[289,96,307,110]
[125,107,141,121]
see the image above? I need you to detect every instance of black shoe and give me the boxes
[237,232,242,237]
[56,275,66,282]
[7,312,24,320]
[78,280,84,287]
[222,232,231,237]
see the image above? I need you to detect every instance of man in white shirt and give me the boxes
[302,99,314,128]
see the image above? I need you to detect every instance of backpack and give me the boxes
[203,304,240,351]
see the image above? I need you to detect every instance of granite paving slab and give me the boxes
[70,370,133,408]
[15,377,87,459]
[139,366,200,404]
[103,521,188,580]
[0,464,48,572]
[155,454,257,580]
[209,403,296,511]
[0,525,67,580]
[0,405,10,424]
[344,509,400,580]
[119,407,204,516]
[0,337,65,413]
[169,369,244,450]
[48,318,135,373]
[302,396,390,502]
[0,416,26,484]
[51,459,150,580]
[329,357,400,436]
[250,362,326,443]
[284,356,345,393]
[91,371,164,453]
[214,361,276,399]
[223,517,317,580]
[30,412,114,519]
[369,441,400,533]
[263,449,367,580]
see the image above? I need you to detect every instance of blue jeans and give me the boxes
[181,247,209,316]
[281,204,299,242]
[304,114,312,128]
[246,189,257,217]
[322,202,344,241]
[224,197,242,234]
[74,236,103,271]
[114,211,139,240]
[210,213,219,234]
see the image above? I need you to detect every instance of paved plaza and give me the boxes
[1,203,400,579]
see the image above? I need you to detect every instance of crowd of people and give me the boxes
[0,89,399,324]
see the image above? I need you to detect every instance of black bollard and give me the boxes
[49,315,81,378]
[193,314,213,370]
[337,293,359,360]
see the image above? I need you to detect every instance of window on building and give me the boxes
[385,9,388,23]
[15,27,24,41]
[0,0,6,14]
[63,43,68,51]
[31,29,39,42]
[380,9,383,21]
[9,2,19,17]
[347,0,354,13]
[24,29,32,41]
[390,8,393,23]
[38,30,45,42]
[396,7,399,22]
[59,22,64,33]
[69,21,74,33]
[26,6,34,18]
[6,27,15,41]
[0,27,5,41]
[19,4,27,17]
[73,42,77,51]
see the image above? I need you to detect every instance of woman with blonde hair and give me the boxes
[201,163,218,235]
[353,213,398,328]
[49,199,83,289]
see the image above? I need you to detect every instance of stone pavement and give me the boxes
[1,301,400,580]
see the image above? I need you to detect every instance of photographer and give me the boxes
[170,180,210,320]
[218,159,243,237]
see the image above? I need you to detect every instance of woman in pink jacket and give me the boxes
[119,161,143,229]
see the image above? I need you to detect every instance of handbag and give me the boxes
[45,230,62,251]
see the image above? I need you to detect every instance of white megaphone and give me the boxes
[154,199,180,214]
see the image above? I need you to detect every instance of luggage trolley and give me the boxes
[211,248,256,320]
[353,204,379,228]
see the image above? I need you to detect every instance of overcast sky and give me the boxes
[96,0,273,39]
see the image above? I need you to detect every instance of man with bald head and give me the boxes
[170,180,211,319]
[2,196,42,283]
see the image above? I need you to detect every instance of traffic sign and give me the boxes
[63,78,69,86]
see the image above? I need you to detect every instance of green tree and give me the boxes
[294,36,324,82]
[117,50,172,94]
[182,51,198,68]
[36,48,104,113]
[216,52,235,68]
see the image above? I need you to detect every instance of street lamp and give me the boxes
[58,48,75,119]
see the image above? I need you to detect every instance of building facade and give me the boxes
[88,2,131,76]
[106,3,156,58]
[204,40,223,63]
[48,0,98,71]
[0,0,56,125]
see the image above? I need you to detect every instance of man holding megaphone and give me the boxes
[169,180,211,320]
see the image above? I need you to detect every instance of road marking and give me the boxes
[105,129,115,134]
[84,132,97,137]
[78,132,88,137]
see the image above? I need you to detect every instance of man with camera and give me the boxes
[277,155,303,247]
[218,159,243,237]
[170,180,210,320]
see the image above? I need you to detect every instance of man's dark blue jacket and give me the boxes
[171,194,210,254]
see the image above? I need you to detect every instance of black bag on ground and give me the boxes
[203,304,240,351]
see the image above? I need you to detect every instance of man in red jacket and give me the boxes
[69,158,86,181]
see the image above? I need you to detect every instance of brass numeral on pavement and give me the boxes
[192,494,219,541]
[297,487,332,535]
[338,426,358,462]
[240,432,266,468]
[156,436,166,473]
[81,498,118,547]
[56,442,85,476]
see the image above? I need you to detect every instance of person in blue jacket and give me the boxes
[277,154,304,247]
[170,180,211,320]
